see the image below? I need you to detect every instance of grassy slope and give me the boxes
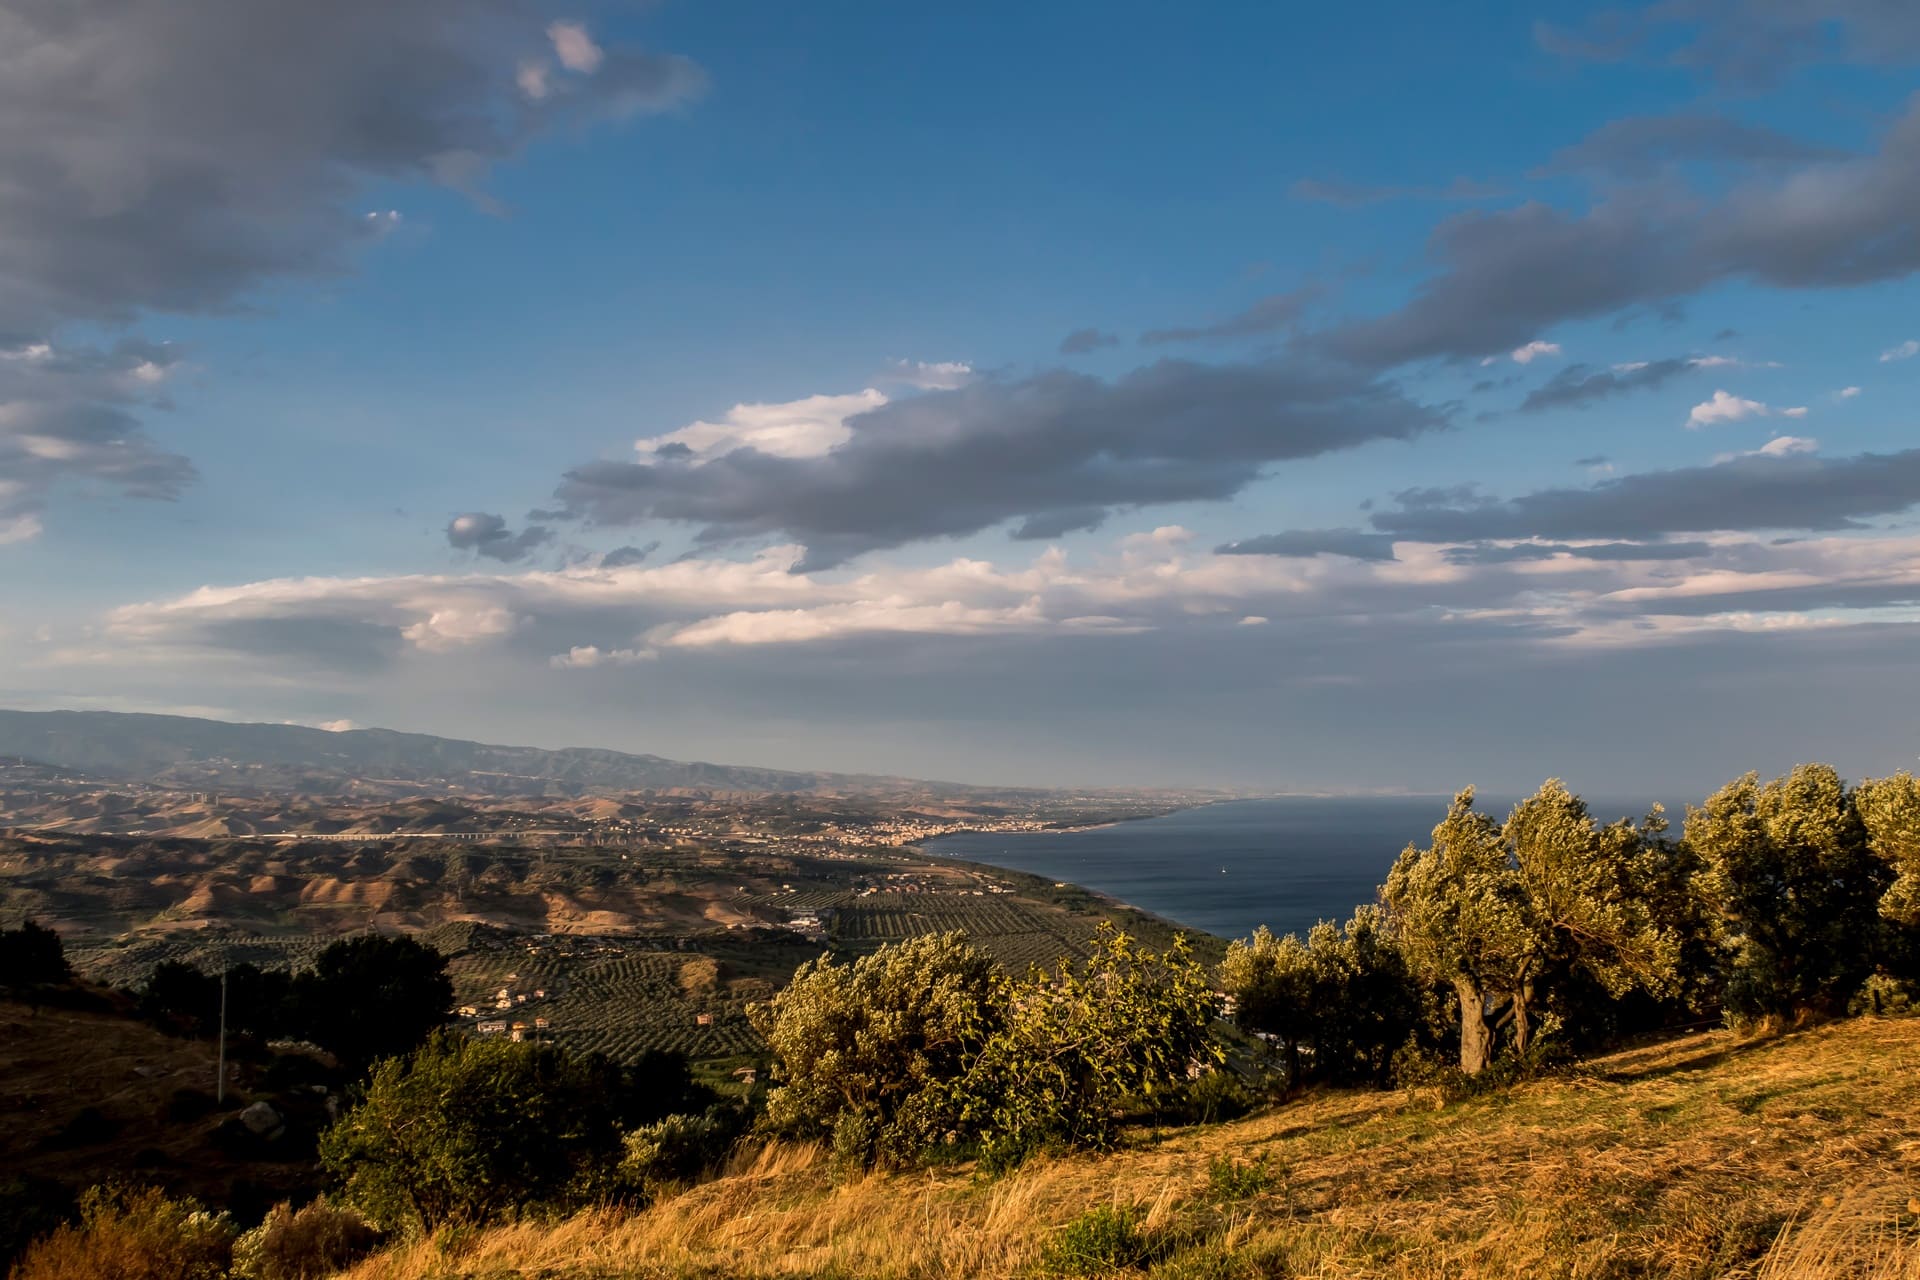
[350,1017,1920,1280]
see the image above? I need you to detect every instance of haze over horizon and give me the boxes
[4,1,1920,795]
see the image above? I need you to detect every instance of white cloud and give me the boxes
[1686,389,1770,428]
[548,21,605,74]
[1713,435,1818,463]
[638,389,888,460]
[317,719,357,732]
[550,644,655,669]
[399,606,520,651]
[886,359,974,390]
[1511,340,1562,365]
[1838,386,1863,400]
[1779,406,1809,418]
[0,513,43,545]
[1238,615,1269,626]
[1880,340,1920,363]
[516,59,551,100]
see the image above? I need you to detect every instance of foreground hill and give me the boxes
[0,708,1022,799]
[350,1016,1920,1279]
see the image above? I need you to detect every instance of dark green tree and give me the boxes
[0,919,70,990]
[295,935,452,1069]
[1689,765,1891,1022]
[319,1031,627,1233]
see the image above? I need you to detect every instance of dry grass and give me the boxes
[343,1017,1920,1280]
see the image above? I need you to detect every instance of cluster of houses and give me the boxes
[459,970,558,1042]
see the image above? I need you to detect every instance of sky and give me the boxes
[3,0,1920,795]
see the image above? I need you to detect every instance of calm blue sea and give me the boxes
[926,794,1679,942]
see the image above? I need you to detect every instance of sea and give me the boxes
[925,794,1681,943]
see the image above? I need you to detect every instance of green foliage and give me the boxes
[0,919,70,989]
[1039,1203,1157,1276]
[961,926,1225,1167]
[1383,783,1680,1074]
[1219,906,1419,1088]
[750,931,1003,1170]
[298,934,453,1069]
[1859,772,1920,928]
[1849,973,1919,1018]
[1205,1154,1274,1201]
[318,1031,628,1233]
[229,1198,383,1280]
[1689,765,1891,1021]
[615,1105,750,1200]
[9,1185,235,1280]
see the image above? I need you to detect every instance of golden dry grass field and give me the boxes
[344,1016,1920,1280]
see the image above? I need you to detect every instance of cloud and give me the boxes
[1315,95,1920,368]
[1442,540,1715,565]
[600,543,658,569]
[1289,176,1506,207]
[1059,328,1119,355]
[1687,390,1770,428]
[550,644,654,668]
[1713,435,1818,464]
[1838,386,1864,400]
[1140,286,1323,345]
[554,358,1448,568]
[548,21,605,74]
[1536,3,1920,87]
[637,389,888,461]
[1371,448,1920,542]
[1520,357,1692,411]
[1541,114,1848,180]
[0,0,703,531]
[1510,341,1562,365]
[445,512,553,563]
[1214,529,1400,562]
[885,360,974,390]
[1881,340,1920,363]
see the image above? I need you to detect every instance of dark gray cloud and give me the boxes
[1441,540,1714,565]
[446,512,553,563]
[1537,2,1920,87]
[1289,177,1506,207]
[0,339,195,534]
[1520,358,1696,412]
[1214,529,1400,561]
[1059,328,1119,355]
[0,0,701,535]
[1316,96,1920,368]
[600,543,659,569]
[555,358,1448,569]
[1140,286,1323,345]
[1373,449,1920,542]
[1542,114,1848,180]
[1574,455,1612,468]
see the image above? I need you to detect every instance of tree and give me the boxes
[296,935,452,1069]
[1383,789,1528,1074]
[1384,783,1680,1074]
[319,1031,628,1233]
[1859,772,1920,930]
[1689,765,1890,1022]
[750,931,1003,1170]
[1502,782,1679,1054]
[0,919,70,991]
[1219,906,1420,1088]
[960,924,1223,1163]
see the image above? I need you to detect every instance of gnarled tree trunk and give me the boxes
[1455,976,1493,1075]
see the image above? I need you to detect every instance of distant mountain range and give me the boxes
[0,709,1006,799]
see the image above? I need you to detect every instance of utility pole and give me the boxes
[216,969,228,1104]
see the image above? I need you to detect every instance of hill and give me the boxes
[0,708,1022,799]
[347,1016,1920,1280]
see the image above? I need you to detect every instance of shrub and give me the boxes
[319,1031,628,1233]
[1039,1203,1157,1276]
[230,1198,383,1280]
[1205,1154,1273,1201]
[10,1185,235,1280]
[1849,973,1919,1018]
[0,1177,76,1276]
[0,919,69,990]
[616,1108,745,1199]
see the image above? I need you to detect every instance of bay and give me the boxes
[925,794,1681,942]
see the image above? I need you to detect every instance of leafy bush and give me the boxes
[0,1177,76,1276]
[230,1198,383,1280]
[320,1031,631,1233]
[1849,973,1919,1018]
[616,1107,746,1199]
[1039,1203,1157,1276]
[10,1185,235,1280]
[0,919,69,990]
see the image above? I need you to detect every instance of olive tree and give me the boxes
[1859,772,1920,929]
[1218,906,1419,1088]
[1688,765,1890,1022]
[749,931,1003,1170]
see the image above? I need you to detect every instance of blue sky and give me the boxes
[3,0,1920,793]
